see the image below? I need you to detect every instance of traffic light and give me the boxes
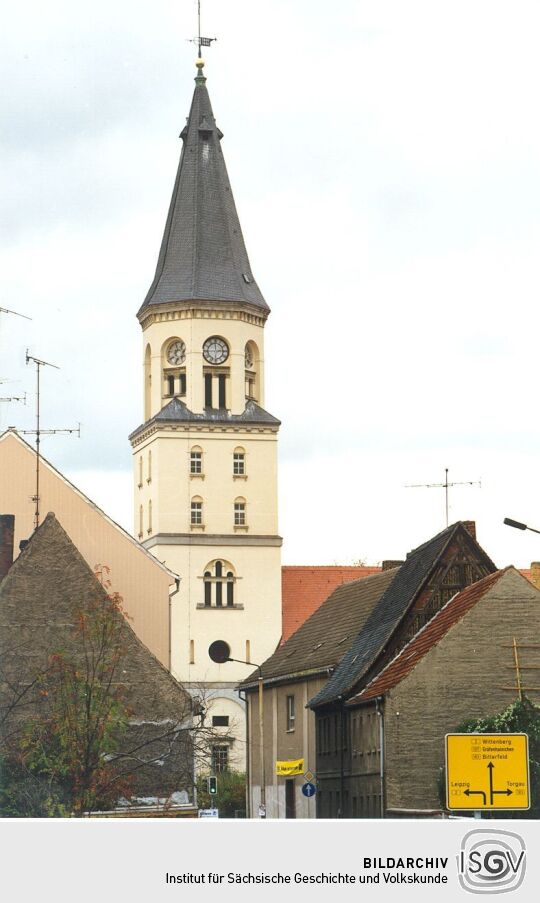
[209,776,217,795]
[201,777,209,793]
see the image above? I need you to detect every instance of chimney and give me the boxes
[382,560,404,571]
[0,515,15,581]
[462,520,476,541]
[530,562,540,591]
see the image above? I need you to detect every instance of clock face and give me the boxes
[203,336,229,364]
[167,340,186,365]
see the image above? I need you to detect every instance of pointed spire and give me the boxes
[138,64,269,318]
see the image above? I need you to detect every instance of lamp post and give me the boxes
[504,517,540,536]
[208,641,266,818]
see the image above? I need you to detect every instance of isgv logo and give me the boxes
[457,829,526,894]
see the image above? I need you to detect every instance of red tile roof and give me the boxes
[281,565,381,643]
[350,568,512,704]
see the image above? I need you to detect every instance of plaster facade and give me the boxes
[0,430,175,668]
[129,70,282,772]
[247,677,325,818]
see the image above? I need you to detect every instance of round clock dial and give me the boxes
[203,336,229,364]
[167,340,186,365]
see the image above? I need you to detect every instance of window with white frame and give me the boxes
[234,499,246,526]
[211,745,229,773]
[233,449,245,475]
[190,447,203,475]
[191,497,203,526]
[286,695,295,732]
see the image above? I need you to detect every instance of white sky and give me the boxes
[2,0,540,568]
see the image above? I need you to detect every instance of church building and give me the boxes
[129,58,282,771]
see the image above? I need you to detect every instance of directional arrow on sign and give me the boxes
[463,763,514,807]
[488,761,513,803]
[464,789,487,805]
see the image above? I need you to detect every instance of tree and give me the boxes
[0,570,228,816]
[16,589,133,816]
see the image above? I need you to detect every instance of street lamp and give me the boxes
[208,641,266,818]
[504,518,540,536]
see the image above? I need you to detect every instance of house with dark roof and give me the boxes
[343,567,540,817]
[238,567,398,818]
[0,513,196,813]
[310,521,496,818]
[308,521,540,818]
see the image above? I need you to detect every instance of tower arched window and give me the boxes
[162,338,187,401]
[147,499,152,535]
[202,560,237,608]
[144,344,151,421]
[138,504,143,539]
[203,336,230,410]
[244,341,260,402]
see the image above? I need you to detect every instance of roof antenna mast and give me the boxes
[22,351,81,532]
[405,468,481,527]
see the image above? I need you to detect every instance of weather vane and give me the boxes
[188,0,216,60]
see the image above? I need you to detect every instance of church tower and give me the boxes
[129,59,282,771]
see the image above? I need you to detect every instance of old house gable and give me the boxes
[0,428,176,668]
[0,513,193,799]
[310,521,496,709]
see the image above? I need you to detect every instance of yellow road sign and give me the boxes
[446,733,530,810]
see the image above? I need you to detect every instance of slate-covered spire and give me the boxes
[138,62,269,317]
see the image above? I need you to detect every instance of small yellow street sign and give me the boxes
[446,733,530,810]
[275,758,304,776]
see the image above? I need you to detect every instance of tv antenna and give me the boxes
[405,467,481,527]
[188,0,216,58]
[0,391,26,405]
[0,306,31,424]
[17,351,81,531]
[0,306,32,321]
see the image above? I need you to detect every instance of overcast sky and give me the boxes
[2,0,540,568]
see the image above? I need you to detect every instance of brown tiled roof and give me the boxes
[281,565,381,643]
[239,568,398,689]
[349,568,511,704]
